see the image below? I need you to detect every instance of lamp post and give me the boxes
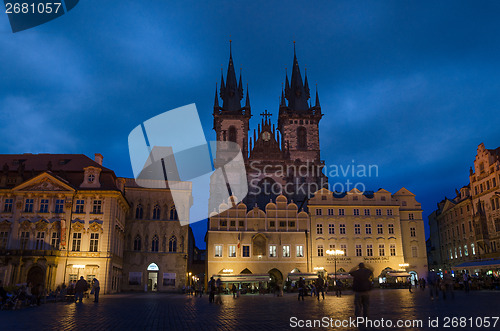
[326,249,345,282]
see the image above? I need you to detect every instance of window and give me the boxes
[390,244,396,256]
[410,227,416,237]
[387,209,393,216]
[169,207,178,220]
[88,174,95,183]
[0,231,9,249]
[270,221,275,227]
[316,208,322,216]
[296,245,304,257]
[55,199,64,213]
[340,244,347,255]
[228,245,236,257]
[269,245,277,257]
[328,224,334,234]
[90,233,99,252]
[338,209,345,216]
[469,221,473,232]
[355,244,362,256]
[51,231,60,249]
[471,243,476,255]
[364,209,370,216]
[230,221,235,227]
[316,223,323,235]
[169,236,177,252]
[72,233,81,251]
[366,244,373,256]
[92,200,102,214]
[239,221,244,227]
[379,244,385,256]
[376,209,381,216]
[39,199,49,213]
[20,231,29,250]
[279,221,286,227]
[152,205,161,220]
[69,274,78,282]
[377,224,383,234]
[220,220,227,227]
[283,245,290,257]
[35,232,45,250]
[365,224,372,235]
[24,199,34,212]
[353,209,359,216]
[496,219,500,232]
[75,200,85,213]
[459,246,462,257]
[214,244,222,257]
[340,224,346,234]
[328,208,334,216]
[242,245,250,257]
[354,224,360,235]
[408,213,414,220]
[388,224,395,234]
[4,198,13,212]
[289,221,295,227]
[133,236,142,251]
[411,246,418,258]
[297,127,307,149]
[228,126,237,143]
[317,244,324,257]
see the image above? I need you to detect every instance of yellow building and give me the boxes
[0,154,128,293]
[309,187,428,284]
[206,195,310,288]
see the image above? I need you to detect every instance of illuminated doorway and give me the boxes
[147,263,159,292]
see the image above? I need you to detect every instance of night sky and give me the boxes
[2,1,500,249]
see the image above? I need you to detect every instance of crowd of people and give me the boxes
[0,277,101,310]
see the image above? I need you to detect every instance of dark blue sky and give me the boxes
[2,1,500,249]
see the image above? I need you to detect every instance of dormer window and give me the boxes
[88,174,95,183]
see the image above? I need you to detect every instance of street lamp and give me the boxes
[326,249,345,281]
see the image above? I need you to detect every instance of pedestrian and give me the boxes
[232,284,237,298]
[349,263,373,318]
[74,276,88,303]
[335,279,343,297]
[91,278,100,302]
[463,273,470,293]
[315,275,325,301]
[208,277,215,303]
[297,277,305,301]
[427,270,439,300]
[215,277,223,305]
[408,277,412,293]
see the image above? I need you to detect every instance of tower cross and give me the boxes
[260,109,272,120]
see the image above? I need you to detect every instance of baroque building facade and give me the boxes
[0,154,195,293]
[429,143,500,273]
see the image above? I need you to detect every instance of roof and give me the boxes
[0,154,120,191]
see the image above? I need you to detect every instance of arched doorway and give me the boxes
[27,265,45,288]
[409,271,418,286]
[268,268,283,285]
[147,263,159,292]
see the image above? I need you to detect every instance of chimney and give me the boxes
[95,153,103,166]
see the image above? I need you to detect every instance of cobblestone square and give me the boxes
[1,289,499,330]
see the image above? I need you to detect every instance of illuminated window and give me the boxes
[269,245,277,257]
[75,200,85,213]
[72,232,81,251]
[242,245,250,257]
[296,245,304,257]
[35,232,45,250]
[471,243,475,255]
[283,245,290,257]
[24,199,34,213]
[90,233,99,252]
[464,245,469,256]
[39,199,49,213]
[214,245,222,257]
[228,245,236,257]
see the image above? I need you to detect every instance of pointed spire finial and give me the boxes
[214,83,219,109]
[315,84,320,108]
[245,83,251,109]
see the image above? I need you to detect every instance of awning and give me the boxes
[451,259,500,270]
[387,272,411,277]
[288,273,318,281]
[214,274,270,282]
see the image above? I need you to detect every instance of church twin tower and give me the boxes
[213,43,327,210]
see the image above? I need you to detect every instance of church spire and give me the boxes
[285,42,309,112]
[214,83,219,109]
[245,83,251,112]
[315,85,320,108]
[220,40,243,112]
[304,68,310,99]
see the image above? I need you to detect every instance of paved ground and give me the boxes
[1,289,499,330]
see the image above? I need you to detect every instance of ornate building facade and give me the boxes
[429,143,500,273]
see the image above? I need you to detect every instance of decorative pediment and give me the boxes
[89,221,103,233]
[71,220,85,232]
[35,219,49,231]
[20,220,32,230]
[14,172,74,192]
